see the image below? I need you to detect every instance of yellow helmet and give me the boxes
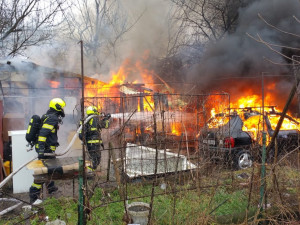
[86,106,98,115]
[49,98,66,111]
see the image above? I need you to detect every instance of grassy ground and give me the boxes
[0,164,299,224]
[20,184,257,225]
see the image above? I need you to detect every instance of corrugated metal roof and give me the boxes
[119,85,142,95]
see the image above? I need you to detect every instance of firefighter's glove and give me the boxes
[29,142,35,148]
[105,113,111,120]
[56,142,60,147]
[38,148,45,159]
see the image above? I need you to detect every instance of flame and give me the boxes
[49,80,60,88]
[208,110,229,128]
[208,90,300,141]
[268,115,300,130]
[83,57,299,139]
[211,108,216,118]
[144,95,154,112]
[242,115,262,139]
[232,95,261,108]
[171,123,181,136]
[84,56,156,112]
[84,67,130,98]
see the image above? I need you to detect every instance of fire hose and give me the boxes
[0,115,97,190]
[0,198,23,216]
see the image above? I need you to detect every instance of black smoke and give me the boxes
[188,0,300,90]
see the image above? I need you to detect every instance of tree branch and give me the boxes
[258,13,300,38]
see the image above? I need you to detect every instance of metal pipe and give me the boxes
[0,156,37,189]
[262,73,265,132]
[259,131,267,217]
[78,158,84,224]
[0,198,22,216]
[79,40,87,224]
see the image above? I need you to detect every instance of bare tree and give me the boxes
[150,0,247,85]
[247,14,300,66]
[62,0,142,72]
[167,0,246,61]
[0,0,66,57]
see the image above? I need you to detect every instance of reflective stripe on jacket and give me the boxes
[37,108,60,152]
[79,116,110,143]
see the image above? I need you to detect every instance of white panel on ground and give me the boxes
[9,130,36,194]
[124,143,196,178]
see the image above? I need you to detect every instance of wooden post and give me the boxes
[0,100,3,181]
[106,144,111,182]
[148,113,159,225]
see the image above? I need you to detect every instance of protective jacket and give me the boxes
[36,108,61,154]
[79,116,109,144]
[79,115,109,170]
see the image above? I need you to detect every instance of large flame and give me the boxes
[84,57,156,112]
[84,66,131,97]
[268,115,300,130]
[208,108,229,128]
[242,115,263,140]
[208,88,300,140]
[83,60,299,138]
[171,122,182,136]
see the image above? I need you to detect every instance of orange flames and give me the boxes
[209,89,300,140]
[171,122,182,136]
[143,94,155,112]
[84,57,156,112]
[268,115,300,130]
[242,115,263,139]
[208,108,229,128]
[84,66,131,97]
[49,80,60,88]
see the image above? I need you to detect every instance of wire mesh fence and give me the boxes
[83,93,230,176]
[79,93,300,224]
[1,93,300,224]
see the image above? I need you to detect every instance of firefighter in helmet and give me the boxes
[29,98,66,205]
[79,105,110,171]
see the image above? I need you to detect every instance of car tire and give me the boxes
[234,150,253,170]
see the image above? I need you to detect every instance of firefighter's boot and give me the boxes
[29,183,42,204]
[47,181,58,194]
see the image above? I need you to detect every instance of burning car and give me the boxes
[247,107,300,158]
[200,107,300,170]
[200,111,254,170]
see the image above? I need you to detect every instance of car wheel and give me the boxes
[235,150,253,170]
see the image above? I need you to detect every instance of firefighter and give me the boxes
[29,98,66,205]
[79,106,110,171]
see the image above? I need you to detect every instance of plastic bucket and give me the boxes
[127,202,150,225]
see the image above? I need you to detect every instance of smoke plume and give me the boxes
[188,0,300,89]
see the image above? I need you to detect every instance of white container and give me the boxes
[127,202,150,225]
[8,130,35,193]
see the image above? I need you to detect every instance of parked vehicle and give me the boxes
[199,107,299,170]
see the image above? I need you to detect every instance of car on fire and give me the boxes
[199,107,300,170]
